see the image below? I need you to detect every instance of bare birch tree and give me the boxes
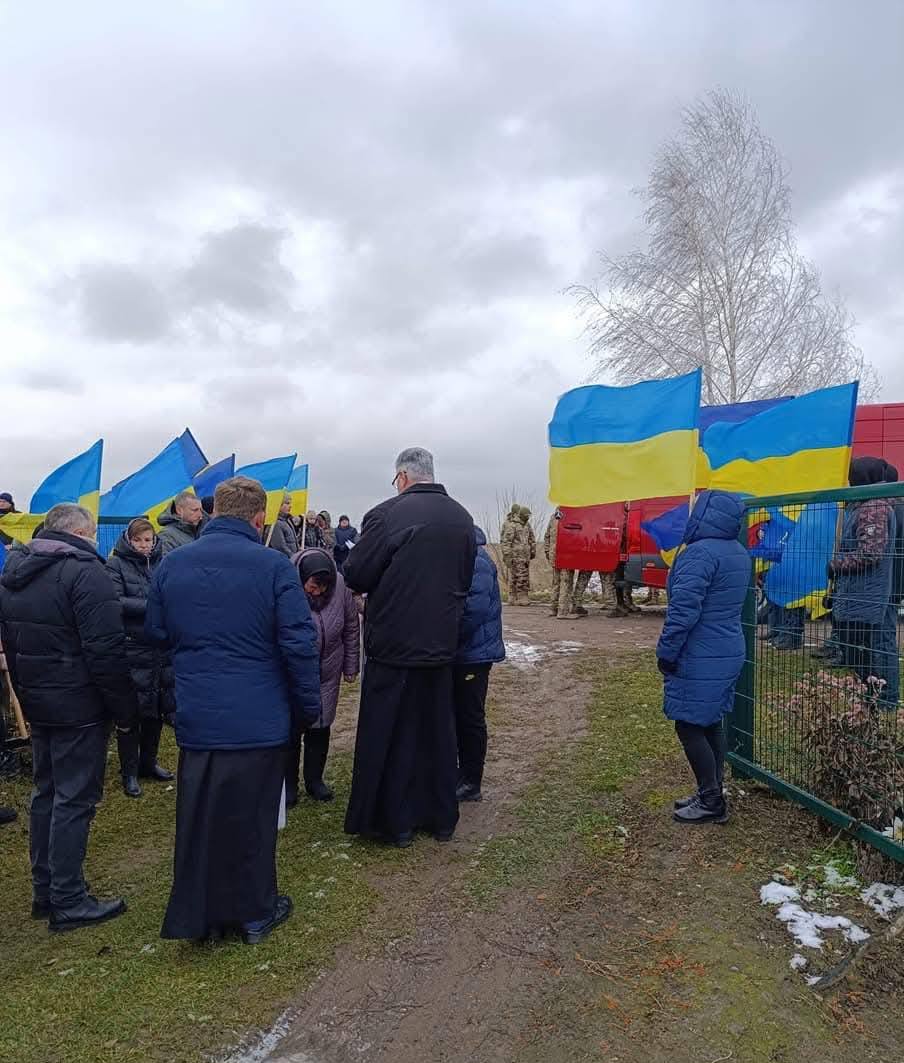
[570,90,878,403]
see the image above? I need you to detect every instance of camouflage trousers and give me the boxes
[550,567,575,616]
[509,558,531,604]
[573,570,618,608]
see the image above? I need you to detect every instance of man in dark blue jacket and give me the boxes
[454,527,505,803]
[146,476,321,944]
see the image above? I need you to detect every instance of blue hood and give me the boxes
[475,526,487,548]
[684,491,743,545]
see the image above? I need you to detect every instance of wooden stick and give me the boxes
[4,670,28,739]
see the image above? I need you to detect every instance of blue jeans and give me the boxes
[768,604,805,646]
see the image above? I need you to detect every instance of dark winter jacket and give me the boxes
[292,548,360,728]
[657,491,749,727]
[268,514,300,558]
[304,522,325,549]
[333,524,358,570]
[145,516,322,750]
[457,527,505,666]
[344,483,476,668]
[0,530,139,729]
[157,508,201,556]
[106,535,175,721]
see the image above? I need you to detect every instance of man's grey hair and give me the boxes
[44,503,96,535]
[174,489,198,509]
[395,447,435,484]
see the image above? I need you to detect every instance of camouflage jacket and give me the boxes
[501,521,534,561]
[543,515,557,563]
[832,498,893,575]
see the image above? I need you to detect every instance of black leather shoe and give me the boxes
[242,895,293,945]
[139,763,175,782]
[456,781,483,803]
[305,781,334,802]
[122,776,142,798]
[0,806,17,825]
[49,896,127,933]
[32,898,51,920]
[673,798,729,825]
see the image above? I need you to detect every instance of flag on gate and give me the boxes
[548,371,702,507]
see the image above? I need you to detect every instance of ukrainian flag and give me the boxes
[763,503,839,617]
[100,429,208,526]
[548,371,702,507]
[700,383,858,495]
[235,454,297,524]
[1,440,104,544]
[193,455,235,499]
[286,464,309,517]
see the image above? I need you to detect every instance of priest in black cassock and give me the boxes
[146,476,321,944]
[344,447,476,847]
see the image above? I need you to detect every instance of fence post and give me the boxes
[727,507,756,764]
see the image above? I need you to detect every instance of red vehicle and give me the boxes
[557,402,904,587]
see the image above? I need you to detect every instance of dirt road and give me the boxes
[242,605,902,1063]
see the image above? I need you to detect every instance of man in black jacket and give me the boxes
[344,447,476,846]
[0,503,139,931]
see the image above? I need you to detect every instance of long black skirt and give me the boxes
[344,662,459,840]
[161,746,286,940]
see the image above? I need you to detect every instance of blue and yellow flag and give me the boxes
[286,464,309,517]
[764,503,839,617]
[1,440,105,544]
[548,371,702,506]
[235,454,297,524]
[100,429,208,526]
[193,455,235,499]
[699,383,858,496]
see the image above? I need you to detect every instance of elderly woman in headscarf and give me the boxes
[829,456,899,708]
[286,548,360,803]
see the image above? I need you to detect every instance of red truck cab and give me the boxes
[556,401,904,586]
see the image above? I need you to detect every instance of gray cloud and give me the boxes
[182,224,294,316]
[71,263,170,343]
[18,368,85,395]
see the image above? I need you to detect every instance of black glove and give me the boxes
[657,657,677,675]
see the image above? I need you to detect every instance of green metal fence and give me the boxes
[726,482,904,865]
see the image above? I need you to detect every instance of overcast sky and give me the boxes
[2,0,903,528]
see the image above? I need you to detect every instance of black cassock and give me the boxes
[161,746,286,940]
[344,661,459,840]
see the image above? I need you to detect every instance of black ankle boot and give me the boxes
[122,775,142,798]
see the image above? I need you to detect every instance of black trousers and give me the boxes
[286,726,331,801]
[674,720,725,804]
[30,722,108,909]
[116,718,164,778]
[345,661,459,839]
[453,663,492,788]
[161,746,286,940]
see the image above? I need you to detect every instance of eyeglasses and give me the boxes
[391,471,403,487]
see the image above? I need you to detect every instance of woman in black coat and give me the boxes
[106,518,175,797]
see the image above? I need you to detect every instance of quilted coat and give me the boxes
[657,491,749,726]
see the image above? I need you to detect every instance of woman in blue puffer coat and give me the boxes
[454,526,505,803]
[656,491,749,824]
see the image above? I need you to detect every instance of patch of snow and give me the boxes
[773,903,869,950]
[760,882,801,905]
[881,816,904,842]
[861,882,904,920]
[217,1008,307,1063]
[823,865,859,890]
[790,953,808,971]
[504,639,543,668]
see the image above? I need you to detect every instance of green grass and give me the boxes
[0,723,418,1063]
[466,655,672,905]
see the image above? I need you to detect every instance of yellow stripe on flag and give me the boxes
[708,445,852,498]
[549,429,698,507]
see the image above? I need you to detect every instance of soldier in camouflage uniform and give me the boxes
[544,509,577,619]
[502,506,535,605]
[498,505,519,586]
